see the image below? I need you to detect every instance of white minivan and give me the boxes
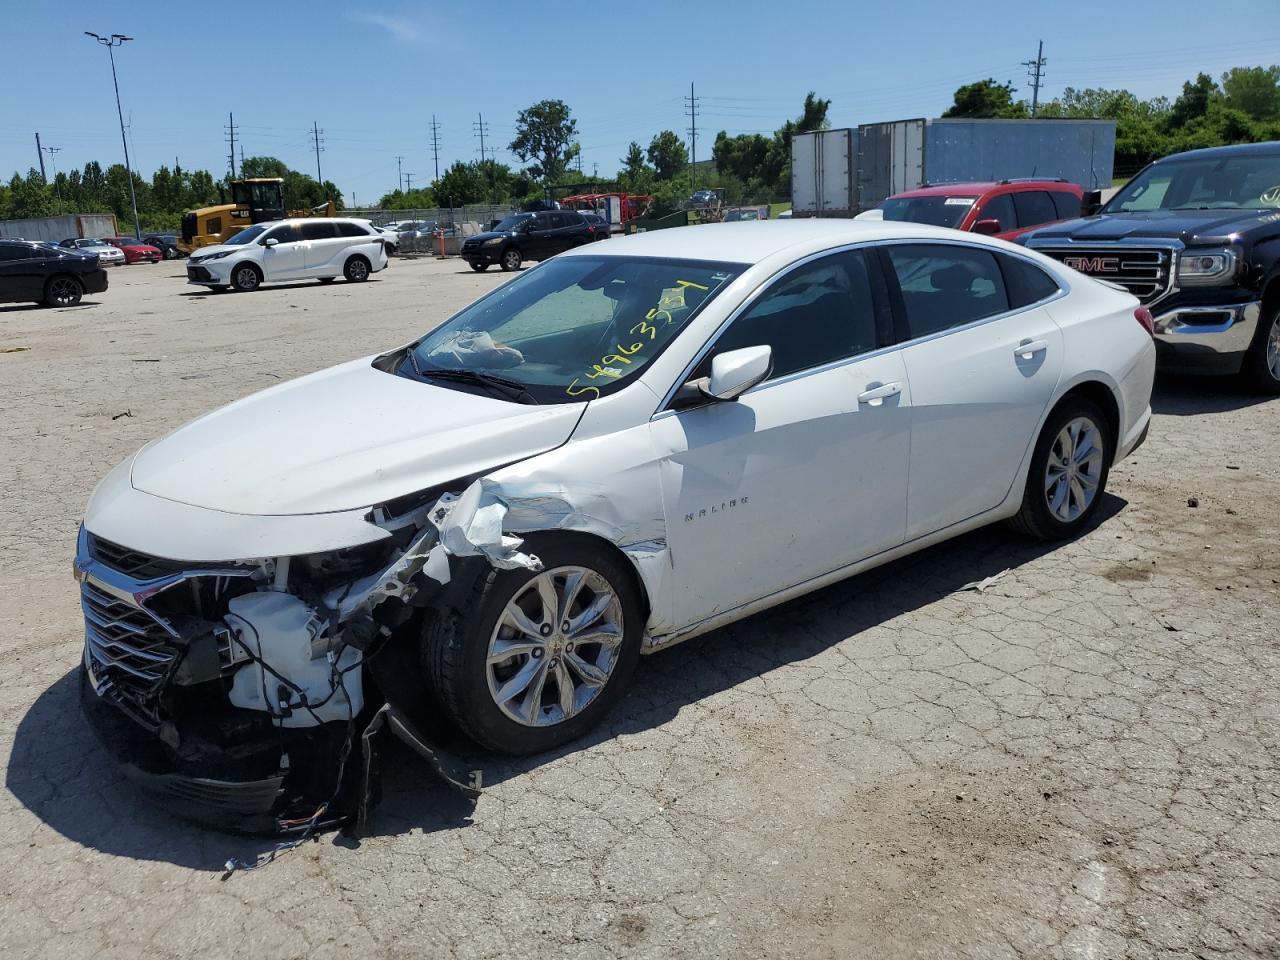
[185,217,390,292]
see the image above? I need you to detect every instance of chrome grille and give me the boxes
[88,535,186,581]
[1034,245,1173,304]
[81,580,178,699]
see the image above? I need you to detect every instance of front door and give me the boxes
[651,248,911,630]
[880,242,1064,539]
[260,223,306,280]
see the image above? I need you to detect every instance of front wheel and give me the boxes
[1241,304,1280,395]
[344,255,371,282]
[470,262,488,272]
[44,275,83,307]
[499,247,522,272]
[423,534,643,754]
[1007,397,1113,541]
[230,263,262,292]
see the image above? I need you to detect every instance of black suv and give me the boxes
[461,210,593,272]
[0,239,108,307]
[1024,141,1280,393]
[142,234,183,260]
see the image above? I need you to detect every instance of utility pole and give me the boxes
[1023,40,1047,117]
[43,146,61,197]
[226,111,238,178]
[685,81,700,192]
[474,112,493,202]
[429,115,442,182]
[85,32,141,240]
[395,154,405,192]
[239,145,245,171]
[311,121,324,183]
[35,132,47,180]
[405,172,416,193]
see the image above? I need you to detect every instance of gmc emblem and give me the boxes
[1062,255,1120,273]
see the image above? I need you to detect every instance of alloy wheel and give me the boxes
[1267,312,1280,382]
[349,259,368,281]
[48,278,80,306]
[485,566,624,727]
[1044,416,1104,523]
[234,266,259,291]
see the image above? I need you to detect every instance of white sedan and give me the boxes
[75,220,1154,826]
[60,238,126,265]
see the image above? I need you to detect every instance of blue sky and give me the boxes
[3,0,1278,205]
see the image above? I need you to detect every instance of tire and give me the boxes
[344,255,371,282]
[44,275,83,308]
[499,247,522,272]
[1007,396,1113,541]
[1240,303,1280,395]
[423,533,644,755]
[230,262,262,292]
[470,262,488,272]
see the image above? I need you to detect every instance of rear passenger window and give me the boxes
[1012,191,1058,228]
[1000,255,1061,308]
[1050,191,1081,220]
[712,250,881,379]
[336,222,370,238]
[886,244,1010,338]
[301,221,338,240]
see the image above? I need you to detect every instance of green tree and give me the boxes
[943,79,1028,118]
[510,99,579,182]
[1221,65,1280,121]
[1167,72,1219,129]
[646,131,688,180]
[433,161,490,206]
[620,142,650,181]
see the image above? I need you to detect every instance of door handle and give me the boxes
[857,381,902,405]
[1014,339,1049,359]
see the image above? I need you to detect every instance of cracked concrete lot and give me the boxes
[1,258,1278,959]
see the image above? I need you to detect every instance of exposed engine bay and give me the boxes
[75,480,542,837]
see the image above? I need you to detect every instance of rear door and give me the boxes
[301,220,344,270]
[882,242,1064,539]
[1011,191,1060,235]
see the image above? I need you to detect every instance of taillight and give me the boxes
[1134,306,1154,336]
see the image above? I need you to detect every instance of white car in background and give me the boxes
[76,220,1155,829]
[184,217,389,292]
[59,237,126,266]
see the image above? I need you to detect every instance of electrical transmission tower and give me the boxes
[429,115,442,182]
[226,112,238,177]
[311,121,325,183]
[1023,40,1047,117]
[474,113,494,161]
[685,82,700,190]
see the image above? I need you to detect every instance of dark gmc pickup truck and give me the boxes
[1023,141,1280,393]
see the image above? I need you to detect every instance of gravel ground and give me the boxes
[1,257,1277,959]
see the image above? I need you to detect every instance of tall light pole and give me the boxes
[85,32,141,239]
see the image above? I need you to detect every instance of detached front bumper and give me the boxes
[1152,300,1260,375]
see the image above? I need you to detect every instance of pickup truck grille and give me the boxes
[1032,245,1173,304]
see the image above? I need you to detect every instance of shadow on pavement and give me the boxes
[8,494,1126,867]
[1153,372,1275,416]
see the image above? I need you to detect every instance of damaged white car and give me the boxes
[75,220,1155,832]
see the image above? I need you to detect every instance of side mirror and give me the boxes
[263,237,279,247]
[972,218,1002,235]
[675,345,773,406]
[1081,190,1103,217]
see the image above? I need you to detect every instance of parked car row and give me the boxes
[0,238,109,307]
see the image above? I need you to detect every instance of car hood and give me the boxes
[188,243,239,261]
[464,230,516,244]
[1025,208,1280,245]
[129,357,586,516]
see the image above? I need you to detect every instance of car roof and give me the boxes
[891,180,1076,199]
[559,219,1000,265]
[1155,140,1280,163]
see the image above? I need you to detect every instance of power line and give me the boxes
[226,111,238,178]
[429,115,441,182]
[1023,40,1047,117]
[311,121,325,183]
[684,81,700,191]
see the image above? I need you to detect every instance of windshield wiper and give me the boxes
[414,365,539,404]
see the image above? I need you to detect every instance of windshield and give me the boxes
[1105,153,1280,213]
[492,215,533,232]
[880,195,977,228]
[223,224,268,246]
[404,255,743,403]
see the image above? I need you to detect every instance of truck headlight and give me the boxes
[1177,248,1238,286]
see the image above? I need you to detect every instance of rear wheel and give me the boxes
[230,263,262,292]
[1241,303,1280,395]
[44,275,83,308]
[344,255,371,282]
[423,534,643,754]
[1007,397,1112,541]
[500,247,522,272]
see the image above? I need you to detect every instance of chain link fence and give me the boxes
[345,204,516,255]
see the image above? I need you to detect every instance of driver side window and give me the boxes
[706,250,884,380]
